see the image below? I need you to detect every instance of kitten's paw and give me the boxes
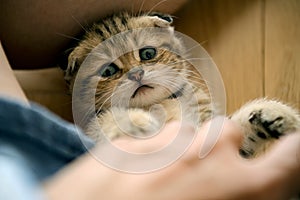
[248,109,285,139]
[86,107,162,141]
[231,99,300,158]
[125,108,162,138]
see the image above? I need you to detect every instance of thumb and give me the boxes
[257,132,300,196]
[198,117,243,159]
[263,132,300,175]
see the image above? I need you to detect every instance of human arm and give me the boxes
[0,42,28,103]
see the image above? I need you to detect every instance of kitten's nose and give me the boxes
[128,68,144,82]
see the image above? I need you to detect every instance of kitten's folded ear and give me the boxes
[147,12,173,27]
[64,53,80,85]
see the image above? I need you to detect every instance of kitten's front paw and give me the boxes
[125,108,162,138]
[248,109,285,139]
[86,107,162,141]
[231,99,300,158]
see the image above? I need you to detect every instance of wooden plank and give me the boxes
[175,0,264,114]
[265,0,300,110]
[14,68,73,122]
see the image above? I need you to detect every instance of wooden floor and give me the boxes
[15,0,300,120]
[175,0,300,114]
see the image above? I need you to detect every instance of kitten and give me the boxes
[62,11,300,159]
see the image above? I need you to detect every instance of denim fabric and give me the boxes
[0,97,95,181]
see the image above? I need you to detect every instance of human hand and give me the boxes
[44,118,300,200]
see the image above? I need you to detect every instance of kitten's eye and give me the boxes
[99,63,120,77]
[139,47,157,61]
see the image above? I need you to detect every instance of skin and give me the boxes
[43,120,300,200]
[0,42,28,103]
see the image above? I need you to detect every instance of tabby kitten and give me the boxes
[62,11,300,159]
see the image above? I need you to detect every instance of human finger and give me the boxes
[112,121,195,153]
[255,132,300,198]
[196,117,244,159]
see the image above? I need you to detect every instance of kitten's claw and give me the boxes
[248,110,284,139]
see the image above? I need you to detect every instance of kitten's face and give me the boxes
[94,39,187,110]
[66,12,192,111]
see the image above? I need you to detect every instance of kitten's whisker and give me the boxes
[181,72,207,84]
[182,44,202,55]
[157,79,183,90]
[158,68,207,87]
[165,57,212,69]
[185,69,210,80]
[199,40,208,46]
[138,0,146,16]
[95,92,115,112]
[146,0,168,15]
[186,79,208,88]
[183,45,213,57]
[162,57,211,69]
[185,57,213,61]
[182,68,204,77]
[186,79,209,88]
[96,88,127,110]
[63,47,77,55]
[95,87,115,95]
[55,32,81,41]
[76,105,96,129]
[71,14,88,32]
[95,93,111,107]
[162,60,186,66]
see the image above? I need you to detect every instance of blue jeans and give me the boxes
[0,97,95,199]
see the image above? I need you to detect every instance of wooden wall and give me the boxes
[14,68,73,121]
[175,0,300,114]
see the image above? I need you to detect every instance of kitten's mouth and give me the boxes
[131,85,154,98]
